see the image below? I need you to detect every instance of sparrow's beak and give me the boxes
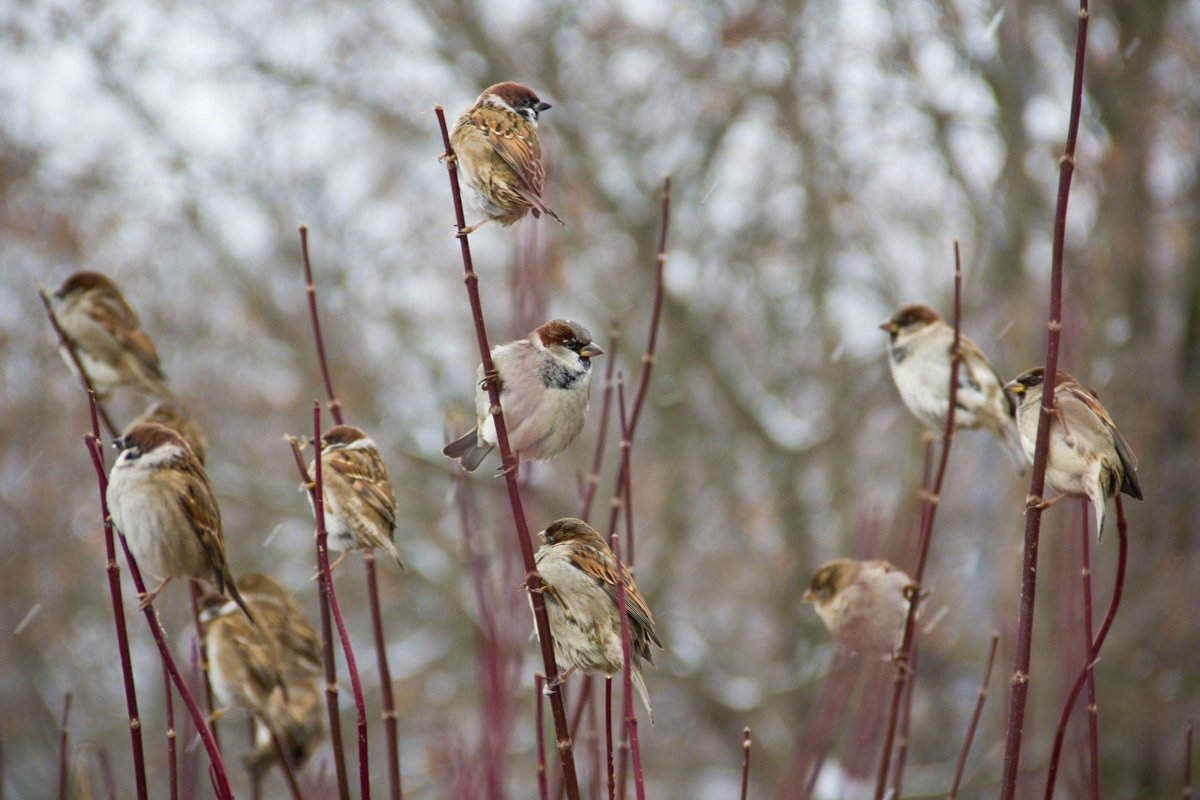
[536,531,547,544]
[1004,380,1024,396]
[801,590,815,603]
[878,318,898,334]
[535,100,552,113]
[579,342,604,359]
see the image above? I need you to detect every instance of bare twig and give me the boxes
[536,675,549,800]
[947,634,1000,799]
[1043,497,1129,799]
[434,104,582,800]
[189,581,221,750]
[999,1,1090,795]
[39,288,119,438]
[609,531,645,800]
[740,727,752,800]
[874,242,964,800]
[1079,502,1101,798]
[891,636,920,796]
[286,435,351,800]
[83,394,148,800]
[83,428,233,798]
[1186,723,1194,799]
[165,668,178,800]
[297,226,403,800]
[268,725,306,800]
[607,678,616,800]
[57,693,72,800]
[579,323,620,521]
[299,405,370,798]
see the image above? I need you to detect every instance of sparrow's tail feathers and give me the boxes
[630,666,654,726]
[1088,489,1107,541]
[226,576,258,627]
[442,427,492,472]
[380,537,407,572]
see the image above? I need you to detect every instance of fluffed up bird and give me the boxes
[107,423,253,619]
[443,320,602,472]
[125,398,208,464]
[881,304,1026,469]
[449,81,563,233]
[52,271,172,399]
[307,425,405,571]
[200,574,324,779]
[1005,367,1142,536]
[533,518,662,721]
[803,559,914,657]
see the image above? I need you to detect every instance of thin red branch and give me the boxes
[606,678,616,800]
[891,636,920,796]
[165,668,178,800]
[609,531,645,800]
[82,395,149,800]
[297,226,403,800]
[536,675,549,800]
[579,323,620,521]
[1043,497,1129,800]
[189,581,221,750]
[999,2,1090,795]
[269,726,306,800]
[874,241,964,800]
[434,104,582,800]
[287,436,351,800]
[83,431,233,799]
[948,634,1000,799]
[39,288,119,438]
[309,403,371,799]
[1079,502,1100,798]
[57,693,71,800]
[740,727,752,800]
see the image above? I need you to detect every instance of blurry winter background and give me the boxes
[1,0,1198,796]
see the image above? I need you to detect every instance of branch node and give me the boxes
[1011,671,1029,686]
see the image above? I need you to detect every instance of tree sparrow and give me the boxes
[880,304,1026,468]
[53,271,172,399]
[1005,368,1143,536]
[124,398,209,464]
[802,559,913,657]
[307,425,404,571]
[533,518,662,720]
[202,574,324,779]
[107,422,252,619]
[450,81,563,233]
[443,320,603,471]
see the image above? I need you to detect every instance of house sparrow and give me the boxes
[106,422,252,619]
[802,559,914,657]
[443,320,603,471]
[449,81,563,233]
[124,398,208,464]
[202,574,324,779]
[533,518,662,720]
[880,304,1026,468]
[52,271,172,399]
[1005,368,1143,536]
[306,425,404,571]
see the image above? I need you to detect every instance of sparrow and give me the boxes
[106,422,253,619]
[802,559,914,657]
[125,398,209,464]
[201,574,324,779]
[449,81,563,233]
[1005,367,1143,536]
[52,271,172,399]
[443,320,603,471]
[880,304,1026,468]
[533,518,662,720]
[306,425,405,571]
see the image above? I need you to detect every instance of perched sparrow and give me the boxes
[449,81,563,233]
[533,518,662,720]
[880,304,1026,468]
[52,271,171,399]
[125,398,208,464]
[202,574,324,779]
[443,320,603,471]
[306,425,404,571]
[1005,368,1143,536]
[802,559,914,657]
[107,423,252,619]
